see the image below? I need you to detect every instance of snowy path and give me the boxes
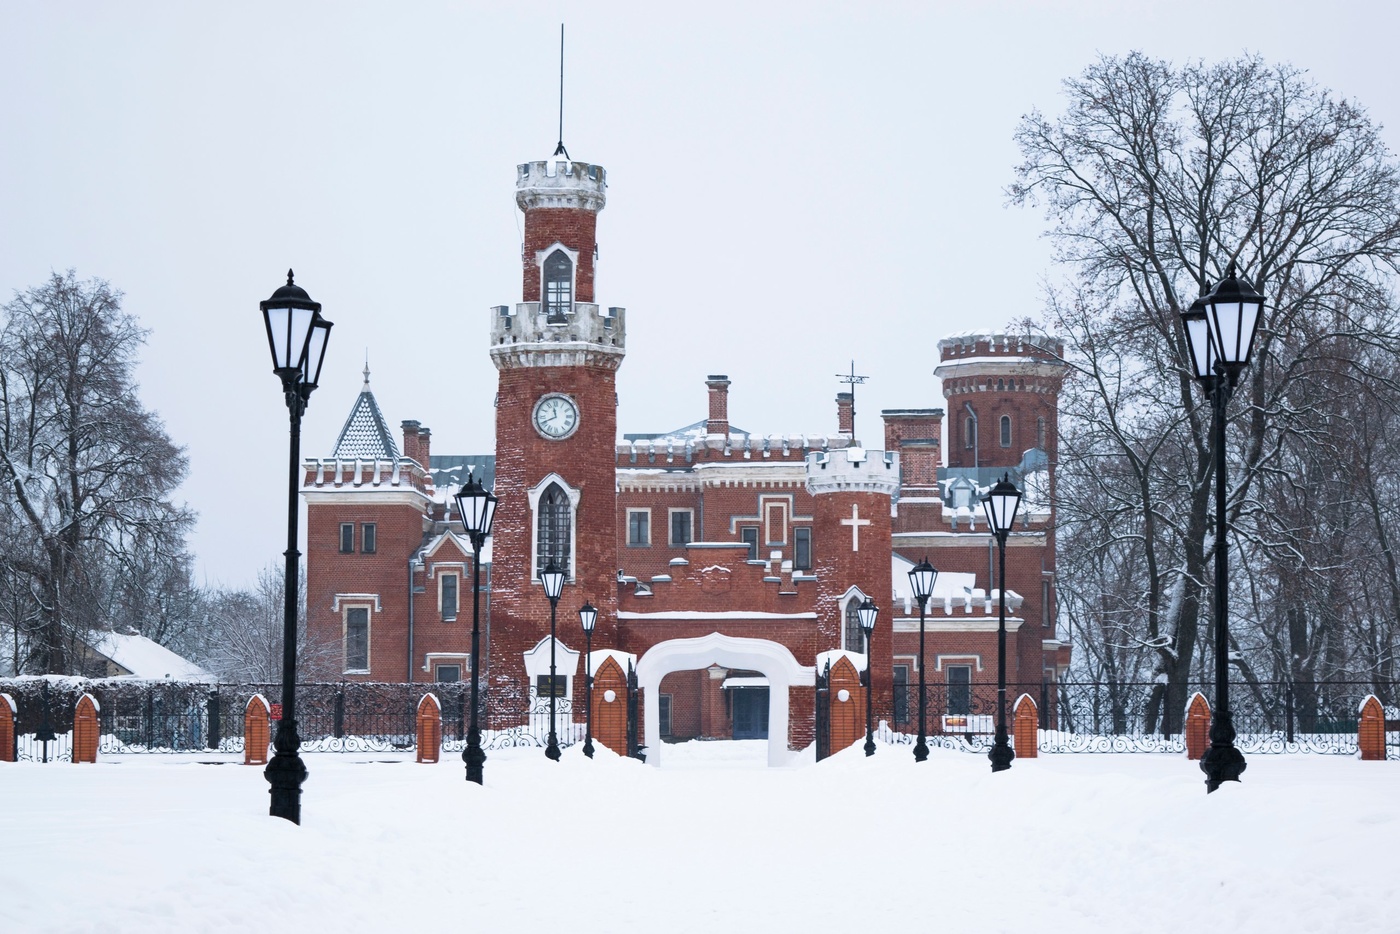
[2,743,1395,933]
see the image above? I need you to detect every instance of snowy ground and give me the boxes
[3,741,1395,933]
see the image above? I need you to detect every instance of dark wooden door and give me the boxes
[731,688,770,739]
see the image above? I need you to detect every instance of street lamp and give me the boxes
[858,598,878,757]
[1181,261,1264,793]
[579,602,598,759]
[907,558,937,762]
[539,561,566,762]
[983,474,1022,773]
[259,270,332,825]
[454,475,497,785]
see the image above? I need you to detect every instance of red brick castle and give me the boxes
[303,146,1069,764]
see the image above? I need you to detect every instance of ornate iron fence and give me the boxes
[881,680,1400,757]
[4,676,1395,761]
[0,677,581,762]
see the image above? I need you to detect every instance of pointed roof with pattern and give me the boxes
[332,363,400,459]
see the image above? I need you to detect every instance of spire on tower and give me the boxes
[552,23,570,161]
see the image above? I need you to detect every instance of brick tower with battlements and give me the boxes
[487,154,626,717]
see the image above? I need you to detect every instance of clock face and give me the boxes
[533,394,579,440]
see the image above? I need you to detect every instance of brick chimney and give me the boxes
[837,392,854,436]
[706,375,731,436]
[417,426,431,465]
[401,419,421,464]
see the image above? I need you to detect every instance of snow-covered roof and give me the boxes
[88,632,215,682]
[890,553,979,604]
[332,366,400,460]
[624,418,751,444]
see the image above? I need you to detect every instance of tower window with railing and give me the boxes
[543,249,573,323]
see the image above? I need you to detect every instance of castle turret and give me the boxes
[488,154,626,716]
[806,446,900,724]
[934,332,1064,473]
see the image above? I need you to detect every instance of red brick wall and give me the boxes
[660,669,703,739]
[813,489,893,720]
[491,363,620,721]
[788,686,815,752]
[306,495,429,682]
[522,207,598,303]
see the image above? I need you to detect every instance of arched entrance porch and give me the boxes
[635,632,815,767]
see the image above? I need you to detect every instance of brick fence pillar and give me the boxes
[1,693,16,762]
[244,694,271,765]
[1358,694,1386,761]
[1185,692,1211,761]
[73,693,99,764]
[1013,693,1038,758]
[416,693,442,763]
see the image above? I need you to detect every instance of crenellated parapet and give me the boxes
[516,159,607,213]
[805,447,900,498]
[489,302,626,369]
[303,456,433,497]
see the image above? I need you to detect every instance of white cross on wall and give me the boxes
[841,504,871,551]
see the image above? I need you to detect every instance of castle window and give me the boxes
[892,665,910,724]
[1000,415,1012,448]
[1037,417,1047,451]
[964,416,975,449]
[794,527,812,570]
[947,665,972,716]
[543,249,573,323]
[434,664,461,683]
[740,526,759,560]
[669,509,693,547]
[536,483,572,576]
[844,597,866,653]
[628,509,651,546]
[362,523,376,554]
[339,523,354,554]
[344,606,370,672]
[440,573,459,621]
[659,694,673,737]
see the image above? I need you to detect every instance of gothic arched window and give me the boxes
[844,597,866,653]
[1000,415,1012,448]
[543,250,573,323]
[536,483,572,575]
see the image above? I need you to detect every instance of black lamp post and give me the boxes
[454,476,497,785]
[539,562,565,762]
[1181,261,1264,793]
[579,601,597,759]
[858,598,878,757]
[983,474,1022,773]
[259,270,332,825]
[907,558,937,763]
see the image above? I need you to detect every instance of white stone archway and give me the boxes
[635,632,816,767]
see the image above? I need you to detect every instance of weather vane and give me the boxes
[836,360,869,441]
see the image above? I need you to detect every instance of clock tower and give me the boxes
[487,154,626,718]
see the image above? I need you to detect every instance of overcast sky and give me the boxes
[3,1,1399,589]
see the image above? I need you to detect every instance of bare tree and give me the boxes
[1012,54,1400,728]
[195,563,337,683]
[0,271,195,673]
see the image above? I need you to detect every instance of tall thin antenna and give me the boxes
[553,24,569,160]
[837,360,869,441]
